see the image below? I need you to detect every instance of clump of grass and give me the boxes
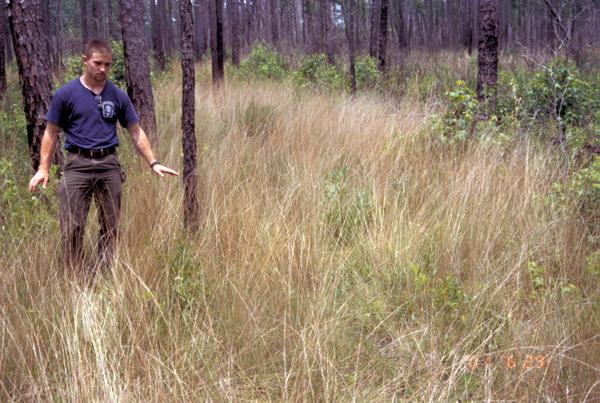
[0,57,598,401]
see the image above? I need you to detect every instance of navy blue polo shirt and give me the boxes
[45,78,140,150]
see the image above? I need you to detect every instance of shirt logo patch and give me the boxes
[101,101,116,119]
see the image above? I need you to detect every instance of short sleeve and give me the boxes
[45,91,66,127]
[117,91,140,128]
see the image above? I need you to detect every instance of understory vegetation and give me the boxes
[0,49,598,400]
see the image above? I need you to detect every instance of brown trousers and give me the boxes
[58,152,125,272]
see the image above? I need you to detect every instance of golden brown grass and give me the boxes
[0,64,599,401]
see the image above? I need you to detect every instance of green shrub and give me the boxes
[355,56,380,90]
[236,43,288,81]
[523,58,593,128]
[293,54,347,91]
[432,80,479,144]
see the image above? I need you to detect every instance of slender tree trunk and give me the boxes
[119,0,158,145]
[369,0,380,57]
[377,0,388,70]
[193,0,208,60]
[108,0,118,39]
[269,0,279,47]
[179,0,198,232]
[55,0,64,69]
[156,0,168,68]
[0,1,7,98]
[343,0,356,94]
[8,0,61,172]
[228,0,240,67]
[80,0,89,50]
[210,0,224,85]
[476,0,499,113]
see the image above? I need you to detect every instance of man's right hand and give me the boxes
[29,170,49,193]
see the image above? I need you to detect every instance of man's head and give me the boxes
[82,40,113,84]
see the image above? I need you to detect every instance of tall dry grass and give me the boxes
[1,65,598,401]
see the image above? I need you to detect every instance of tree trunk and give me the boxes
[476,0,499,113]
[269,0,279,47]
[228,0,240,67]
[377,0,388,71]
[8,0,61,172]
[343,0,356,94]
[210,0,224,85]
[368,0,380,57]
[80,0,89,50]
[0,1,7,98]
[180,0,199,232]
[120,0,158,146]
[194,0,208,61]
[156,0,168,69]
[108,0,118,39]
[55,0,64,69]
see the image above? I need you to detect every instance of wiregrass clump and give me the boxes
[0,66,598,401]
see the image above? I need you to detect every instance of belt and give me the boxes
[67,146,117,159]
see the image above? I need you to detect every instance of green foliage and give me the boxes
[523,58,593,128]
[432,80,479,144]
[434,275,468,313]
[322,166,372,242]
[355,56,380,90]
[61,40,126,87]
[169,241,204,317]
[293,54,347,91]
[0,158,53,238]
[527,261,546,295]
[236,43,288,81]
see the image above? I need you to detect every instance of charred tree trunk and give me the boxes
[8,0,61,172]
[180,0,198,232]
[476,0,499,114]
[377,0,388,71]
[210,0,224,85]
[228,0,240,67]
[120,0,158,145]
[343,0,356,94]
[0,1,7,98]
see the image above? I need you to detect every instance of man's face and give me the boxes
[83,51,113,83]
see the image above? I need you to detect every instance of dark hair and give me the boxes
[84,39,112,58]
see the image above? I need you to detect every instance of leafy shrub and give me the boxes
[322,166,372,242]
[355,56,380,90]
[236,43,288,81]
[432,80,479,144]
[293,54,347,91]
[523,58,593,128]
[61,40,126,87]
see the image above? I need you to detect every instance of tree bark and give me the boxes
[119,0,158,146]
[368,0,380,57]
[8,0,61,172]
[343,0,356,94]
[377,0,388,70]
[228,0,240,67]
[0,1,7,98]
[80,0,89,50]
[476,0,499,113]
[210,0,224,85]
[180,0,199,232]
[269,0,279,46]
[156,0,168,69]
[193,0,208,61]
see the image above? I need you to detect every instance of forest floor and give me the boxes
[1,58,599,401]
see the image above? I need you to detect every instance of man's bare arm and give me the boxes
[127,123,179,178]
[28,123,60,192]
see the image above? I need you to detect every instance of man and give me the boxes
[28,39,178,273]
